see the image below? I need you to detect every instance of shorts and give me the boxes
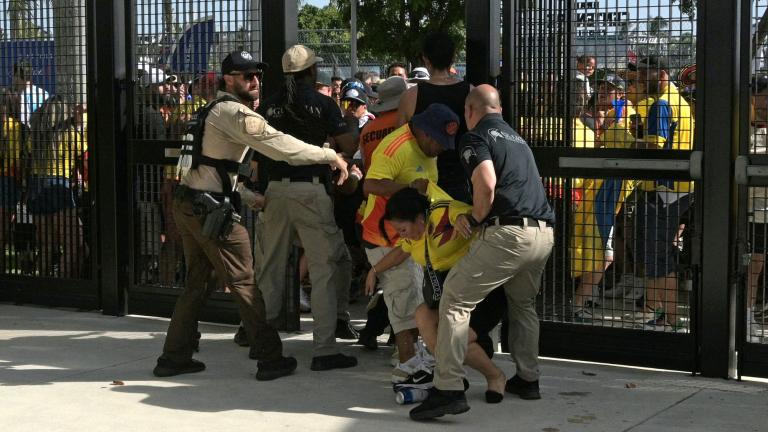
[27,176,76,215]
[425,269,507,336]
[0,176,21,209]
[366,246,423,333]
[633,191,692,278]
[423,268,449,310]
[749,222,768,254]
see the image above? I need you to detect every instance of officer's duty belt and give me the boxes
[487,216,554,228]
[271,175,323,184]
[174,184,228,202]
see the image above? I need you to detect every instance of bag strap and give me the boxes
[423,209,442,303]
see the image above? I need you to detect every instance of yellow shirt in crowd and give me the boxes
[0,117,24,177]
[361,124,438,246]
[638,83,694,193]
[26,127,88,179]
[397,183,473,272]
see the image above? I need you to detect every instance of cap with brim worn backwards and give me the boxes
[282,44,324,73]
[597,74,626,91]
[222,51,268,75]
[411,103,460,151]
[341,87,367,105]
[370,76,407,114]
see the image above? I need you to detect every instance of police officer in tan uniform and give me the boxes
[257,45,359,371]
[152,51,349,381]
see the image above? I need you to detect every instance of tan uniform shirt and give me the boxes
[182,91,338,193]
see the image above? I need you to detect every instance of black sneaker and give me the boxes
[393,369,434,391]
[233,326,249,347]
[409,389,469,421]
[505,375,541,400]
[256,356,297,381]
[310,353,358,371]
[192,331,201,352]
[356,330,378,350]
[335,319,360,340]
[153,357,206,377]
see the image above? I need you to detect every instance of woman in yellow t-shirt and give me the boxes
[25,96,88,277]
[0,89,24,271]
[365,185,507,403]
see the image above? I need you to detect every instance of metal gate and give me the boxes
[0,0,97,309]
[125,0,264,323]
[736,0,768,378]
[501,0,700,371]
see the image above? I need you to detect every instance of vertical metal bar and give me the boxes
[466,0,501,86]
[735,0,755,379]
[260,0,297,101]
[697,0,739,378]
[350,0,358,77]
[501,0,516,121]
[90,0,129,316]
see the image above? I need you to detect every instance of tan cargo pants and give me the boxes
[253,210,351,322]
[258,180,352,356]
[434,222,554,391]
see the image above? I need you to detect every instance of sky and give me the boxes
[304,0,332,6]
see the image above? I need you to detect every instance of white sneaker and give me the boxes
[414,339,435,368]
[299,289,311,313]
[391,355,421,383]
[390,348,399,367]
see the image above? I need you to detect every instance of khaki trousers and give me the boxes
[253,211,351,322]
[258,181,351,356]
[162,197,283,363]
[434,223,554,391]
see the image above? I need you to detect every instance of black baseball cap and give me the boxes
[637,55,668,71]
[221,50,268,75]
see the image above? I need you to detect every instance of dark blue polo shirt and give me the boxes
[459,113,555,224]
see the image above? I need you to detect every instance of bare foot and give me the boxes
[486,369,506,395]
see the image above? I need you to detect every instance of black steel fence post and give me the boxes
[697,0,740,378]
[466,0,501,87]
[501,0,515,122]
[89,0,130,316]
[261,0,298,101]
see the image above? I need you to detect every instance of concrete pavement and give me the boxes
[1,304,766,432]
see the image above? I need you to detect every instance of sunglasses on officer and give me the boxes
[227,71,263,81]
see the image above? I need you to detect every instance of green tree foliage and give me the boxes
[671,0,696,21]
[298,3,350,53]
[299,3,347,31]
[647,16,669,38]
[334,0,465,66]
[7,0,49,39]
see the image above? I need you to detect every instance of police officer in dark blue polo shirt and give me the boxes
[411,85,555,421]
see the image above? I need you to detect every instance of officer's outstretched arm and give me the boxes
[234,111,341,167]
